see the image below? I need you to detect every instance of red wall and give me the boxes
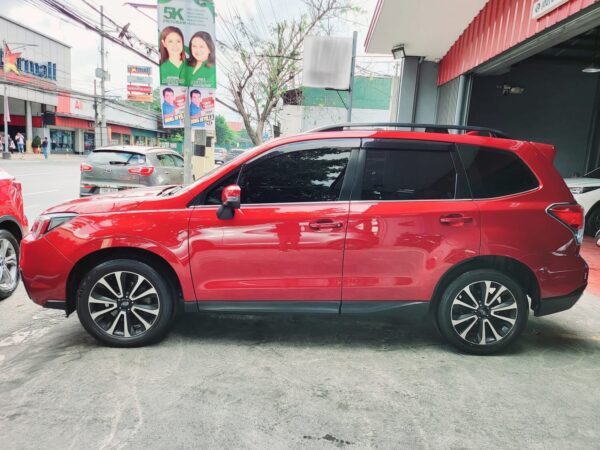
[438,0,597,85]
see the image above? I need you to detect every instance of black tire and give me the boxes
[584,206,600,237]
[436,269,529,355]
[0,229,20,301]
[76,259,175,347]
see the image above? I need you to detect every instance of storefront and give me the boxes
[366,0,600,176]
[0,15,160,154]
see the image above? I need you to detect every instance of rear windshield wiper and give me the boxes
[109,161,129,165]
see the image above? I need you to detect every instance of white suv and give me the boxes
[564,167,600,236]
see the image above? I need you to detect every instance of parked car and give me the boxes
[214,147,228,165]
[0,168,27,300]
[21,124,588,354]
[80,146,184,197]
[564,167,600,236]
[224,148,246,162]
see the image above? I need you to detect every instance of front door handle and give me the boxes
[309,219,344,230]
[440,214,473,226]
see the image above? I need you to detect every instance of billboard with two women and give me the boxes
[158,0,216,130]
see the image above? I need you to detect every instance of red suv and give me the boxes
[0,167,27,300]
[20,125,588,354]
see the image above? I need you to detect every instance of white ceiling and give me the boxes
[365,0,489,60]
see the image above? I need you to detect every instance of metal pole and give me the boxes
[3,40,8,154]
[183,93,193,185]
[347,31,357,122]
[100,5,106,145]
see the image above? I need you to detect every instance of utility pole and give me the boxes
[2,40,8,156]
[99,5,107,146]
[347,31,357,122]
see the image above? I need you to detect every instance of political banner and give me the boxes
[189,88,215,129]
[160,85,186,128]
[158,0,216,130]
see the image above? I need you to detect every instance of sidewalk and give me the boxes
[1,152,86,162]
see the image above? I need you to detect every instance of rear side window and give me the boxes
[458,145,539,198]
[88,151,146,166]
[361,149,457,200]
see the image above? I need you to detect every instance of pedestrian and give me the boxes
[42,137,49,160]
[9,136,16,154]
[15,132,25,156]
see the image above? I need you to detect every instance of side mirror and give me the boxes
[217,184,241,220]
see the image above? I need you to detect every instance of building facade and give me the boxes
[0,15,160,154]
[366,0,600,176]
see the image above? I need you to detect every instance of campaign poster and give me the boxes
[160,85,186,128]
[158,0,216,131]
[189,88,215,129]
[127,65,153,102]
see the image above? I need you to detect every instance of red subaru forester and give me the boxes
[20,125,588,354]
[0,167,27,300]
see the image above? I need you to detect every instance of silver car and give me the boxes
[80,146,184,197]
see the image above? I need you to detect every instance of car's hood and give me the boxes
[564,177,600,187]
[44,186,169,215]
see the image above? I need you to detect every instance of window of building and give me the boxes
[111,133,121,145]
[123,134,131,145]
[361,148,457,201]
[50,129,75,153]
[458,145,539,198]
[84,132,95,153]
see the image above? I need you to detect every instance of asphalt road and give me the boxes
[0,158,599,449]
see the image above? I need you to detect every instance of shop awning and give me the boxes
[365,0,488,60]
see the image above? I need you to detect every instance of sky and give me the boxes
[3,0,392,121]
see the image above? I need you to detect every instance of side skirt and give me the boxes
[184,300,429,315]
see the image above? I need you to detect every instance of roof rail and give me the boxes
[308,122,509,138]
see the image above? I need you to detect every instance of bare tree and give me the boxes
[219,0,357,145]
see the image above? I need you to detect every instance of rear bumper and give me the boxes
[535,285,587,317]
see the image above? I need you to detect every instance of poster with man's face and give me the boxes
[161,85,186,128]
[189,88,215,129]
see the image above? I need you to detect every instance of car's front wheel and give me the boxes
[76,259,175,347]
[0,230,20,300]
[436,269,529,355]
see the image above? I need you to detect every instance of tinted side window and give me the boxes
[239,148,351,204]
[458,145,539,198]
[172,154,184,167]
[361,149,457,200]
[156,154,175,167]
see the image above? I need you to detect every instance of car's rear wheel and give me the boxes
[76,259,174,347]
[436,269,529,355]
[0,230,20,300]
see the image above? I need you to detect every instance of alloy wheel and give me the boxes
[0,238,18,292]
[88,271,161,338]
[450,280,518,346]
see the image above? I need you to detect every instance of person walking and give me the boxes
[41,137,49,160]
[15,132,25,157]
[9,136,16,154]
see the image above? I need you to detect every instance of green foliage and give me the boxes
[32,136,41,148]
[216,115,235,149]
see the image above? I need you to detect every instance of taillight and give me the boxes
[547,203,584,245]
[80,163,93,172]
[128,166,155,176]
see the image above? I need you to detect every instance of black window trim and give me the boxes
[189,138,361,207]
[353,138,470,202]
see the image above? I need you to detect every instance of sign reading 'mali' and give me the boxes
[0,47,57,81]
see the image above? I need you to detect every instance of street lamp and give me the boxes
[2,41,38,158]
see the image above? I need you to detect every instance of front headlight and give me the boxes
[31,213,78,238]
[570,186,600,195]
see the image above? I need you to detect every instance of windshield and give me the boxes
[584,167,600,179]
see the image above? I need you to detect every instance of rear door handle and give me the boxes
[309,219,344,230]
[440,214,473,225]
